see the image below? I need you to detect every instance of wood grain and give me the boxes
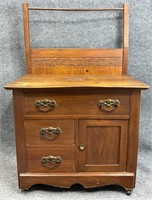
[87,126,120,164]
[25,119,75,145]
[27,147,76,172]
[4,75,149,89]
[123,3,129,74]
[19,172,134,190]
[31,65,123,75]
[24,92,129,115]
[30,48,123,75]
[13,90,27,189]
[31,58,122,66]
[127,91,141,187]
[123,3,129,48]
[13,90,27,173]
[31,48,123,58]
[79,120,128,172]
[123,48,128,74]
[23,2,31,74]
[31,57,122,75]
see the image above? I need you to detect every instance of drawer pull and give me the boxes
[40,127,61,140]
[98,99,120,112]
[34,99,56,112]
[41,156,62,168]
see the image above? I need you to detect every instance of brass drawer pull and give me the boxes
[40,127,61,140]
[34,99,56,112]
[41,156,62,168]
[98,99,120,112]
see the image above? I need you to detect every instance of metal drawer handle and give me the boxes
[41,156,62,168]
[98,99,120,112]
[34,99,56,112]
[40,127,61,140]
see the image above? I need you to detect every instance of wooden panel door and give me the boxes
[79,120,128,172]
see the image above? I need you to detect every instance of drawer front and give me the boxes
[27,147,75,172]
[25,93,129,115]
[25,120,74,145]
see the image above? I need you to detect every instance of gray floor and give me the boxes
[0,141,151,200]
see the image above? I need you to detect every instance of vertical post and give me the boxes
[23,2,31,74]
[123,3,129,75]
[127,90,141,187]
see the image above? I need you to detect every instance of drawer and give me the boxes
[25,120,74,145]
[25,93,129,115]
[27,147,75,172]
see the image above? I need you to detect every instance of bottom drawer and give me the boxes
[27,147,76,172]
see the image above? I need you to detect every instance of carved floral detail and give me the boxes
[31,58,122,67]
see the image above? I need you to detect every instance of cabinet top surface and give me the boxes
[4,75,149,90]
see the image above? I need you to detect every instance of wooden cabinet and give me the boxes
[4,2,149,196]
[4,83,149,195]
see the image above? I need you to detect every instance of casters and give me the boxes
[126,190,132,196]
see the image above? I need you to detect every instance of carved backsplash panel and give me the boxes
[30,48,123,75]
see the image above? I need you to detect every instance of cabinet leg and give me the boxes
[126,190,132,196]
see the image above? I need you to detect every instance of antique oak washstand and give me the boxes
[4,2,149,195]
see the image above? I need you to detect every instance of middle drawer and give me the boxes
[25,119,75,145]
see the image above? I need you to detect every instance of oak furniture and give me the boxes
[4,3,149,195]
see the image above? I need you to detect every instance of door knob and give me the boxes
[79,144,86,151]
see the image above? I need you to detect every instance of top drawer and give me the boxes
[24,93,129,115]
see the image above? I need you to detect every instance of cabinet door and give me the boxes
[79,120,128,172]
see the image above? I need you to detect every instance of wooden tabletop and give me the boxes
[4,75,149,90]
